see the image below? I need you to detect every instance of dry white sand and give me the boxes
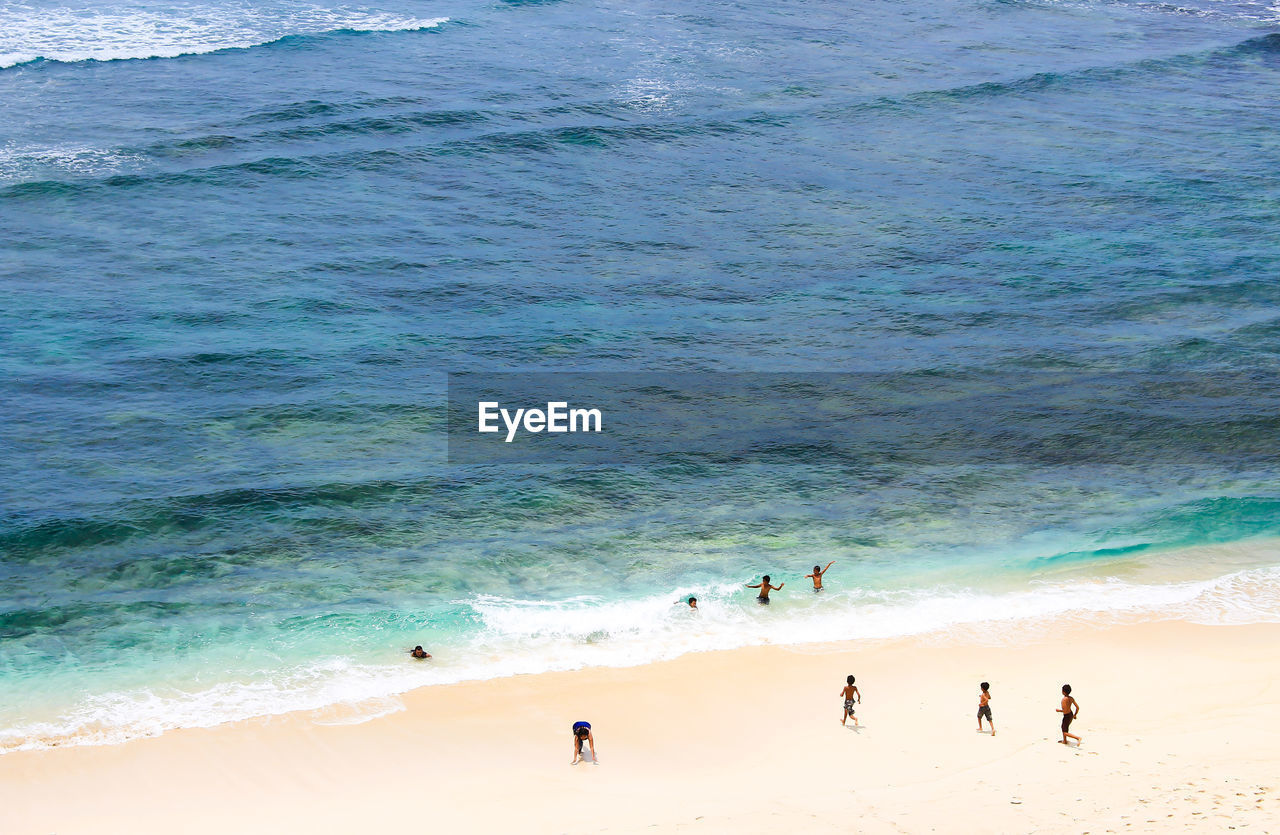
[2,619,1277,833]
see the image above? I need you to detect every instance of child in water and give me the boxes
[746,575,784,603]
[841,675,861,726]
[807,561,835,591]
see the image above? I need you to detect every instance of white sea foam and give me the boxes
[2,564,1278,754]
[0,2,448,68]
[0,143,145,181]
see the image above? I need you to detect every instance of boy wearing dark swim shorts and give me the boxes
[977,682,994,735]
[1057,684,1080,745]
[746,575,784,603]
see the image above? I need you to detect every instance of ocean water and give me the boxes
[2,0,1280,751]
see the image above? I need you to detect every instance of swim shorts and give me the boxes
[844,699,856,714]
[1061,713,1073,732]
[978,705,992,721]
[757,596,770,604]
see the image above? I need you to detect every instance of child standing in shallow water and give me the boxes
[746,574,784,603]
[806,561,835,591]
[840,675,860,726]
[977,682,994,735]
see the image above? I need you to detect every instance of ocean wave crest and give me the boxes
[0,2,448,69]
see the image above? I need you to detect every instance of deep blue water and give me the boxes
[1,0,1279,749]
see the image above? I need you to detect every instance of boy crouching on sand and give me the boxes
[1057,684,1081,745]
[977,682,994,735]
[841,675,860,726]
[571,721,597,764]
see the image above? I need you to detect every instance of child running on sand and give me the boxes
[977,682,994,735]
[1057,684,1081,745]
[841,675,860,726]
[806,561,835,591]
[746,575,784,603]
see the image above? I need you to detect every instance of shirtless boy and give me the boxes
[746,574,784,603]
[1057,684,1081,745]
[806,561,835,591]
[977,681,994,735]
[841,675,861,726]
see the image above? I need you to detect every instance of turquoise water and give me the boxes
[2,0,1280,749]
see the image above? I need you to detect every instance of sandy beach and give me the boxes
[6,0,1280,827]
[2,617,1276,834]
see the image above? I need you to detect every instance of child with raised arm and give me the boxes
[746,575,784,604]
[1057,684,1081,745]
[806,561,835,591]
[977,682,994,735]
[841,675,860,726]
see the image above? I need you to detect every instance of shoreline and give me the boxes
[2,617,1278,833]
[5,543,1279,757]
